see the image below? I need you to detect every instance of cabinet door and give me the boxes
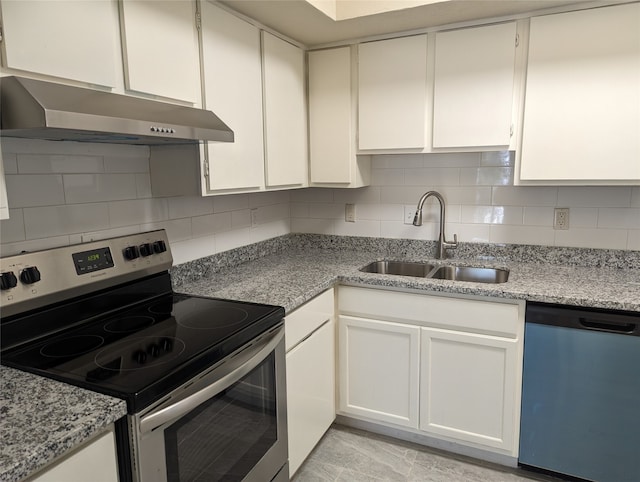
[286,319,335,476]
[262,32,308,189]
[420,327,519,453]
[338,315,420,428]
[200,2,265,192]
[358,35,428,150]
[519,3,640,182]
[0,0,119,87]
[120,0,200,103]
[432,22,517,148]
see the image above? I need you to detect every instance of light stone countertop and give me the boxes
[3,240,638,482]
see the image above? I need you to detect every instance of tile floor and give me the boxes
[292,425,559,482]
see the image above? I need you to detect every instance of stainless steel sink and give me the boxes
[359,261,509,284]
[359,260,436,277]
[430,266,509,283]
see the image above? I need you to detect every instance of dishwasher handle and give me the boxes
[579,318,637,334]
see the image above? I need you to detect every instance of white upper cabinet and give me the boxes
[432,22,517,149]
[308,46,370,187]
[0,0,119,87]
[358,35,428,151]
[262,32,308,189]
[518,3,640,184]
[200,2,265,192]
[120,0,200,103]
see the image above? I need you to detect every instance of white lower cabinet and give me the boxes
[285,289,335,476]
[338,286,524,457]
[338,315,420,428]
[27,427,118,482]
[420,327,519,451]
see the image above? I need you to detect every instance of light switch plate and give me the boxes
[345,204,356,223]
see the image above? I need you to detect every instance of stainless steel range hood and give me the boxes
[0,76,234,145]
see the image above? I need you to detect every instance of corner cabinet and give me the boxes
[308,47,370,187]
[338,286,524,458]
[262,32,308,190]
[285,289,335,477]
[432,22,518,150]
[0,0,120,88]
[517,3,640,185]
[119,0,200,103]
[358,35,429,151]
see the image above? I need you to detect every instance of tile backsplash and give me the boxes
[0,138,290,264]
[1,141,638,263]
[291,152,640,251]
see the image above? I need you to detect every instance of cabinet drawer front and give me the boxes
[285,288,334,351]
[339,286,521,337]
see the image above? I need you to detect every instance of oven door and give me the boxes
[131,325,288,482]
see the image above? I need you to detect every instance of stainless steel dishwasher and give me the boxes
[519,303,640,482]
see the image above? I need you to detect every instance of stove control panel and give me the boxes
[0,230,173,318]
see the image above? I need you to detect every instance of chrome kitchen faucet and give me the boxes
[413,191,458,259]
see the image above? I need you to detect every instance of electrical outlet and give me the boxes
[345,204,356,223]
[404,206,416,225]
[554,208,570,230]
[250,208,259,228]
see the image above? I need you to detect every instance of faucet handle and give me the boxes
[444,233,458,250]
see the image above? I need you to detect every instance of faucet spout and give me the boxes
[413,191,458,259]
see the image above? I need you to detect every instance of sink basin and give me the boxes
[430,266,509,283]
[359,260,436,277]
[359,261,509,284]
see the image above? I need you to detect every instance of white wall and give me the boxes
[291,152,640,251]
[0,138,290,264]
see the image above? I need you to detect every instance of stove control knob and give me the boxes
[133,350,147,364]
[153,240,167,254]
[147,343,161,358]
[20,266,41,285]
[123,246,140,260]
[139,243,152,257]
[0,271,18,290]
[160,337,173,352]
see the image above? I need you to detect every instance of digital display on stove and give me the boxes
[72,247,114,275]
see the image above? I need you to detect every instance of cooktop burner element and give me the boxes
[104,316,156,333]
[40,335,105,358]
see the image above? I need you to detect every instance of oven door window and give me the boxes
[164,353,277,482]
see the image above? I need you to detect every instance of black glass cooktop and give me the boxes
[2,291,284,412]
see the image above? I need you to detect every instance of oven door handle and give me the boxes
[139,326,283,435]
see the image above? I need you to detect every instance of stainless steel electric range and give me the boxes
[0,230,288,482]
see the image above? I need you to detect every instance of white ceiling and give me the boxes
[219,0,594,47]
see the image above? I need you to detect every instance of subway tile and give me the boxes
[569,208,599,228]
[136,174,152,198]
[404,168,460,186]
[489,225,555,246]
[2,153,18,174]
[258,203,290,224]
[452,223,491,243]
[109,198,168,227]
[24,203,110,239]
[371,168,404,186]
[492,186,558,206]
[215,229,250,254]
[5,174,65,207]
[290,203,310,218]
[627,230,640,250]
[522,207,554,227]
[357,204,404,221]
[141,218,193,242]
[250,219,290,243]
[423,152,480,168]
[248,190,290,208]
[213,193,249,212]
[104,156,149,173]
[480,151,513,167]
[381,186,435,204]
[333,186,381,204]
[461,205,523,225]
[309,203,344,219]
[231,209,251,229]
[631,187,640,208]
[372,154,423,169]
[333,219,381,237]
[557,187,632,208]
[78,226,142,243]
[291,217,334,235]
[381,221,430,240]
[168,196,214,219]
[289,188,334,203]
[554,228,628,250]
[597,208,640,229]
[192,212,232,237]
[17,154,104,173]
[64,174,138,203]
[171,234,216,265]
[0,209,26,243]
[459,167,513,186]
